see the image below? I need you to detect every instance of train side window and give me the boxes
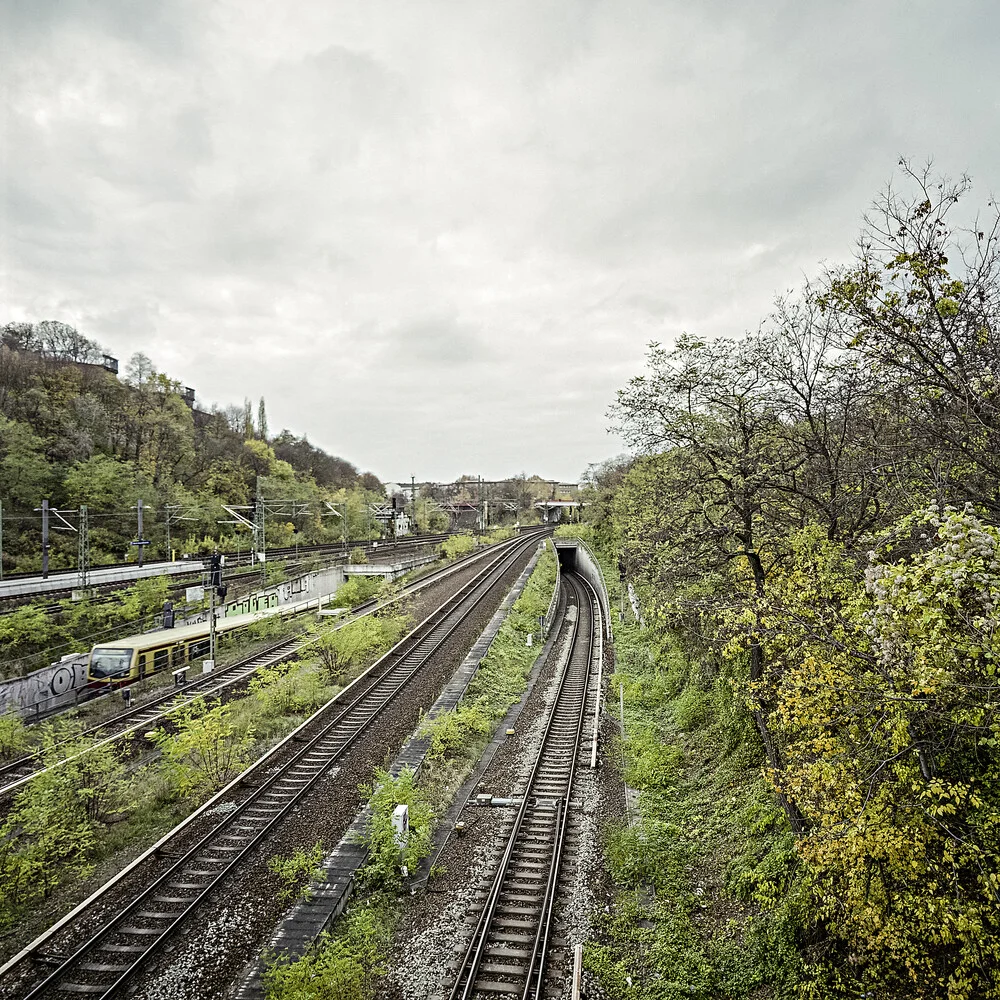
[153,648,170,673]
[189,639,210,661]
[174,643,187,665]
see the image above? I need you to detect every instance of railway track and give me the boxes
[4,528,546,1000]
[0,532,456,609]
[0,534,525,803]
[448,573,598,1000]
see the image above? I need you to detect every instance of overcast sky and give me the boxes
[2,1,998,483]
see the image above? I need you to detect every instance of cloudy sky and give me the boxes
[2,1,998,483]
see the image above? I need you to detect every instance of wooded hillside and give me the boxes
[0,323,384,572]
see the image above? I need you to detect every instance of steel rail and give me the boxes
[11,530,546,1000]
[0,533,455,584]
[0,534,523,801]
[450,573,597,1000]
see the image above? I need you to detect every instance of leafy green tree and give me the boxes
[0,414,52,507]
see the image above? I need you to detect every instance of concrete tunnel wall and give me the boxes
[554,539,612,644]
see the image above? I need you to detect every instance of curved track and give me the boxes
[6,529,546,1000]
[449,573,598,1000]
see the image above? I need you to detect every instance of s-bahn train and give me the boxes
[86,607,295,686]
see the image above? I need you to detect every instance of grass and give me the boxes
[586,620,806,1000]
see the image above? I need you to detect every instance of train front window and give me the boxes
[90,648,132,678]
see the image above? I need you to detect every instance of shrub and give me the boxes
[313,612,410,683]
[150,698,255,798]
[329,576,381,609]
[263,902,391,1000]
[356,768,433,891]
[0,708,29,757]
[440,533,475,560]
[0,721,135,930]
[269,841,325,904]
[248,659,330,717]
[673,687,715,731]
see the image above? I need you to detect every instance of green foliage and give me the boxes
[0,720,135,930]
[312,610,411,684]
[440,533,475,560]
[589,620,806,1000]
[349,546,368,564]
[248,659,331,718]
[328,575,382,609]
[149,697,255,798]
[269,841,325,904]
[356,768,433,892]
[723,508,1000,997]
[673,687,715,732]
[263,899,393,1000]
[481,525,515,543]
[0,708,29,757]
[241,613,291,644]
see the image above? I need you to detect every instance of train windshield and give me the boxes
[90,648,132,678]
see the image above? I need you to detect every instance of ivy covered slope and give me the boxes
[0,321,390,573]
[584,165,1000,999]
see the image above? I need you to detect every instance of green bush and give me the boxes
[264,901,392,1000]
[329,576,382,609]
[248,659,331,717]
[356,768,433,891]
[0,708,29,757]
[312,611,410,683]
[149,698,255,798]
[349,546,368,564]
[440,533,475,560]
[673,687,715,731]
[0,721,136,930]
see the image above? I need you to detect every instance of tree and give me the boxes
[0,415,52,507]
[818,161,1000,515]
[257,397,269,442]
[733,509,1000,996]
[243,397,255,440]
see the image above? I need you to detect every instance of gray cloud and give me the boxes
[2,0,1000,481]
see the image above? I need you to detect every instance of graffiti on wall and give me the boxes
[0,656,90,718]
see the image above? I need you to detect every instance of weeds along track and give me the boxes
[448,573,598,1000]
[0,538,518,803]
[2,529,547,1000]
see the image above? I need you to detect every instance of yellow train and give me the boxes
[87,608,292,686]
